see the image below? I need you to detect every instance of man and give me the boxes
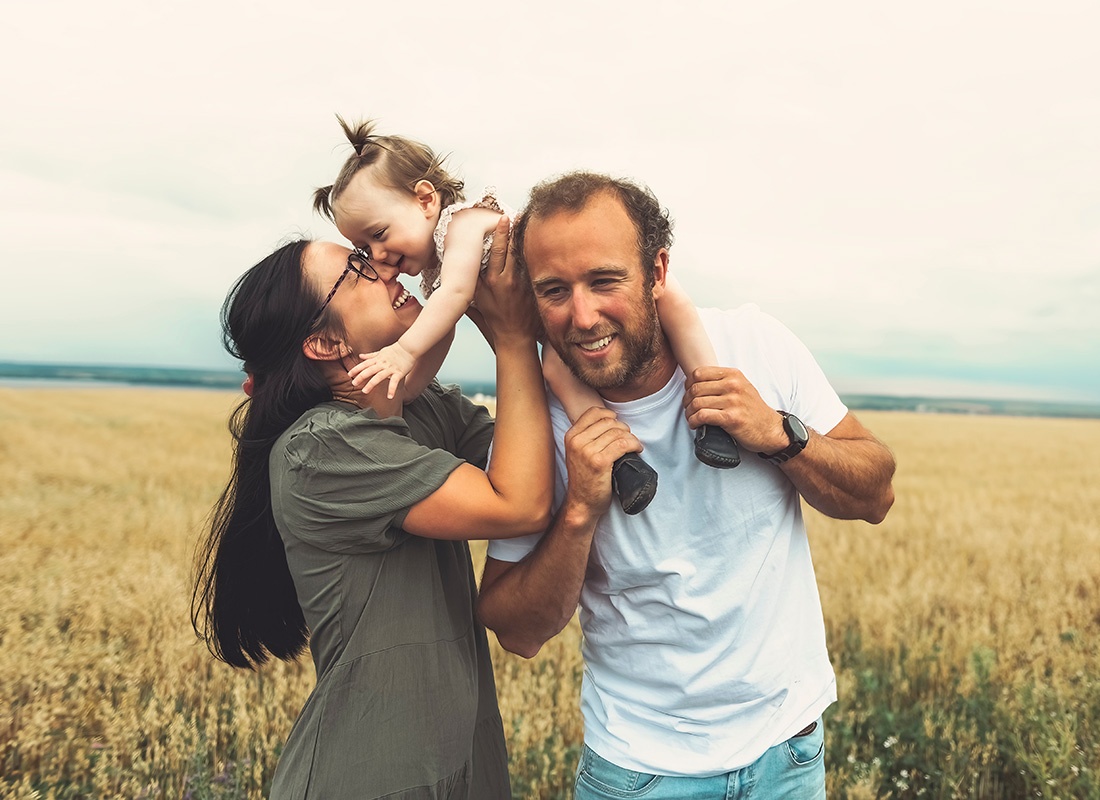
[477,172,896,799]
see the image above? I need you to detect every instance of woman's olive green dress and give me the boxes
[267,384,510,799]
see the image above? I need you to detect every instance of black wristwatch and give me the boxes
[757,411,809,465]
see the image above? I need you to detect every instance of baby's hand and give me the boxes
[349,343,416,399]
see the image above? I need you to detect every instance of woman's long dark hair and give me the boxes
[192,239,335,669]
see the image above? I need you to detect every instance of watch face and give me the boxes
[785,413,809,444]
[758,412,810,464]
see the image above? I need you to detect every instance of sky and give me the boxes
[2,0,1098,403]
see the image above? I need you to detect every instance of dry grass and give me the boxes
[1,388,1098,798]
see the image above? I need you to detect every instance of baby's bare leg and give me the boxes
[541,346,605,424]
[657,273,718,381]
[541,346,659,514]
[658,274,741,469]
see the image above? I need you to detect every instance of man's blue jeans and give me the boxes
[573,717,826,800]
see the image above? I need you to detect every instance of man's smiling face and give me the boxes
[524,191,673,403]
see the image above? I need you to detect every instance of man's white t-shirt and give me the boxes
[488,305,849,776]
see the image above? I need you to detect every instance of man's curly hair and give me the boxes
[512,172,674,286]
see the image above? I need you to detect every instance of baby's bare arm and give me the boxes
[396,207,503,360]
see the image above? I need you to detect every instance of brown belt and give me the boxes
[793,721,818,737]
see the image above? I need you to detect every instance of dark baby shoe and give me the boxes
[693,425,741,469]
[611,452,658,515]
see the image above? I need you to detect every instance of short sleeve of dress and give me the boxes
[429,382,495,468]
[422,188,512,297]
[270,405,467,554]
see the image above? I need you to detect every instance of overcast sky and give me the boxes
[2,0,1098,402]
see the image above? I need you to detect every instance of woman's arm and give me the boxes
[357,207,503,399]
[402,217,555,540]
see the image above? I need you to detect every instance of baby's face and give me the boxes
[334,169,438,277]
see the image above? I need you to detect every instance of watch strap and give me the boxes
[757,411,808,465]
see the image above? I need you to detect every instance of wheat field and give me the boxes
[1,387,1098,799]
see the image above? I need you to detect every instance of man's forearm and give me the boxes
[782,426,896,523]
[478,498,599,658]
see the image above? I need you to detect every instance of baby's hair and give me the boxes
[312,117,465,222]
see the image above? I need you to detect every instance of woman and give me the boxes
[192,220,552,798]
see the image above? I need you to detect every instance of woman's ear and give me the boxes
[414,180,440,216]
[303,334,350,362]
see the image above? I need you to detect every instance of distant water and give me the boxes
[0,361,498,398]
[1,361,1097,418]
[0,361,243,390]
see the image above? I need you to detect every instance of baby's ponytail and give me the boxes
[312,116,466,223]
[312,184,336,222]
[337,116,382,160]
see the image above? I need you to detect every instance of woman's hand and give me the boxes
[473,217,542,349]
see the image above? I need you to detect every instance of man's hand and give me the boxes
[561,406,645,520]
[685,367,896,523]
[682,366,788,454]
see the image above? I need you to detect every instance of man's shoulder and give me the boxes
[699,302,765,326]
[699,303,792,343]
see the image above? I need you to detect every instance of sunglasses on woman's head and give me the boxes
[309,248,379,326]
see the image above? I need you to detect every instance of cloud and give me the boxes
[2,0,1099,400]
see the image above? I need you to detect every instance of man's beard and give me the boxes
[555,287,663,392]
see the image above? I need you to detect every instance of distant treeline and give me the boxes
[1,362,1096,419]
[841,394,1100,419]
